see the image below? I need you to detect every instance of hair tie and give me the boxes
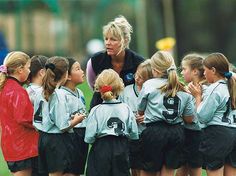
[167,65,176,73]
[0,65,7,74]
[224,72,233,79]
[45,63,55,71]
[100,85,112,93]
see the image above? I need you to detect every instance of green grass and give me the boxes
[0,82,208,175]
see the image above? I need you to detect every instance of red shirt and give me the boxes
[0,78,39,161]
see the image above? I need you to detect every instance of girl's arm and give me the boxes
[86,59,96,90]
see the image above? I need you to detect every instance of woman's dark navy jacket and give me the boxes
[90,48,144,110]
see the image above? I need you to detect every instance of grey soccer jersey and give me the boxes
[84,99,139,144]
[119,84,146,134]
[26,84,42,104]
[61,86,87,128]
[33,88,75,133]
[197,80,231,128]
[138,78,195,124]
[228,109,236,128]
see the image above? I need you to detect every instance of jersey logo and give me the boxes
[125,73,134,82]
[70,108,87,118]
[162,96,180,122]
[34,100,43,123]
[107,117,125,136]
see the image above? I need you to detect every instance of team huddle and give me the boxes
[0,15,236,176]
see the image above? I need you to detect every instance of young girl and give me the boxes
[188,53,236,176]
[224,67,236,176]
[85,69,139,176]
[119,59,153,176]
[176,54,205,176]
[137,51,195,176]
[61,57,88,176]
[26,55,48,104]
[33,56,85,176]
[0,51,39,176]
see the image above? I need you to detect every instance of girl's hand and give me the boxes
[136,114,144,124]
[72,113,86,125]
[188,82,202,98]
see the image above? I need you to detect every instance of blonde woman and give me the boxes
[85,69,139,176]
[86,15,144,109]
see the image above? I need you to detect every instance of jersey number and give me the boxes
[162,96,180,122]
[107,117,125,136]
[34,101,43,123]
[222,98,231,123]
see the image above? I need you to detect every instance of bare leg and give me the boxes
[224,164,236,176]
[206,166,223,176]
[188,167,202,176]
[131,169,138,176]
[160,165,174,176]
[176,165,189,176]
[140,170,160,176]
[49,172,64,176]
[12,169,32,176]
[131,169,142,176]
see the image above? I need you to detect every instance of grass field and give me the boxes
[0,82,207,175]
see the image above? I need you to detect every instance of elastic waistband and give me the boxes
[146,121,181,127]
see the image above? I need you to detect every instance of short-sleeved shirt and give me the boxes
[33,88,73,133]
[0,78,38,161]
[119,84,146,134]
[197,80,231,128]
[138,78,195,125]
[84,99,139,144]
[60,86,87,128]
[26,83,42,104]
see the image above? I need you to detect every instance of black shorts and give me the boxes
[38,131,74,173]
[129,137,142,169]
[7,157,47,176]
[69,127,89,174]
[200,125,235,170]
[225,128,236,168]
[181,128,203,168]
[86,135,130,176]
[141,121,185,172]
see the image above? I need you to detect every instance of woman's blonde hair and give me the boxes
[94,69,124,101]
[0,51,30,90]
[43,56,68,101]
[151,51,186,97]
[136,59,153,81]
[103,15,133,55]
[204,53,236,109]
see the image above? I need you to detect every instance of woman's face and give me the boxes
[104,33,121,56]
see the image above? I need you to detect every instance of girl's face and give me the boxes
[104,33,121,56]
[68,62,84,84]
[18,60,31,82]
[181,63,193,83]
[204,66,214,83]
[135,69,145,88]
